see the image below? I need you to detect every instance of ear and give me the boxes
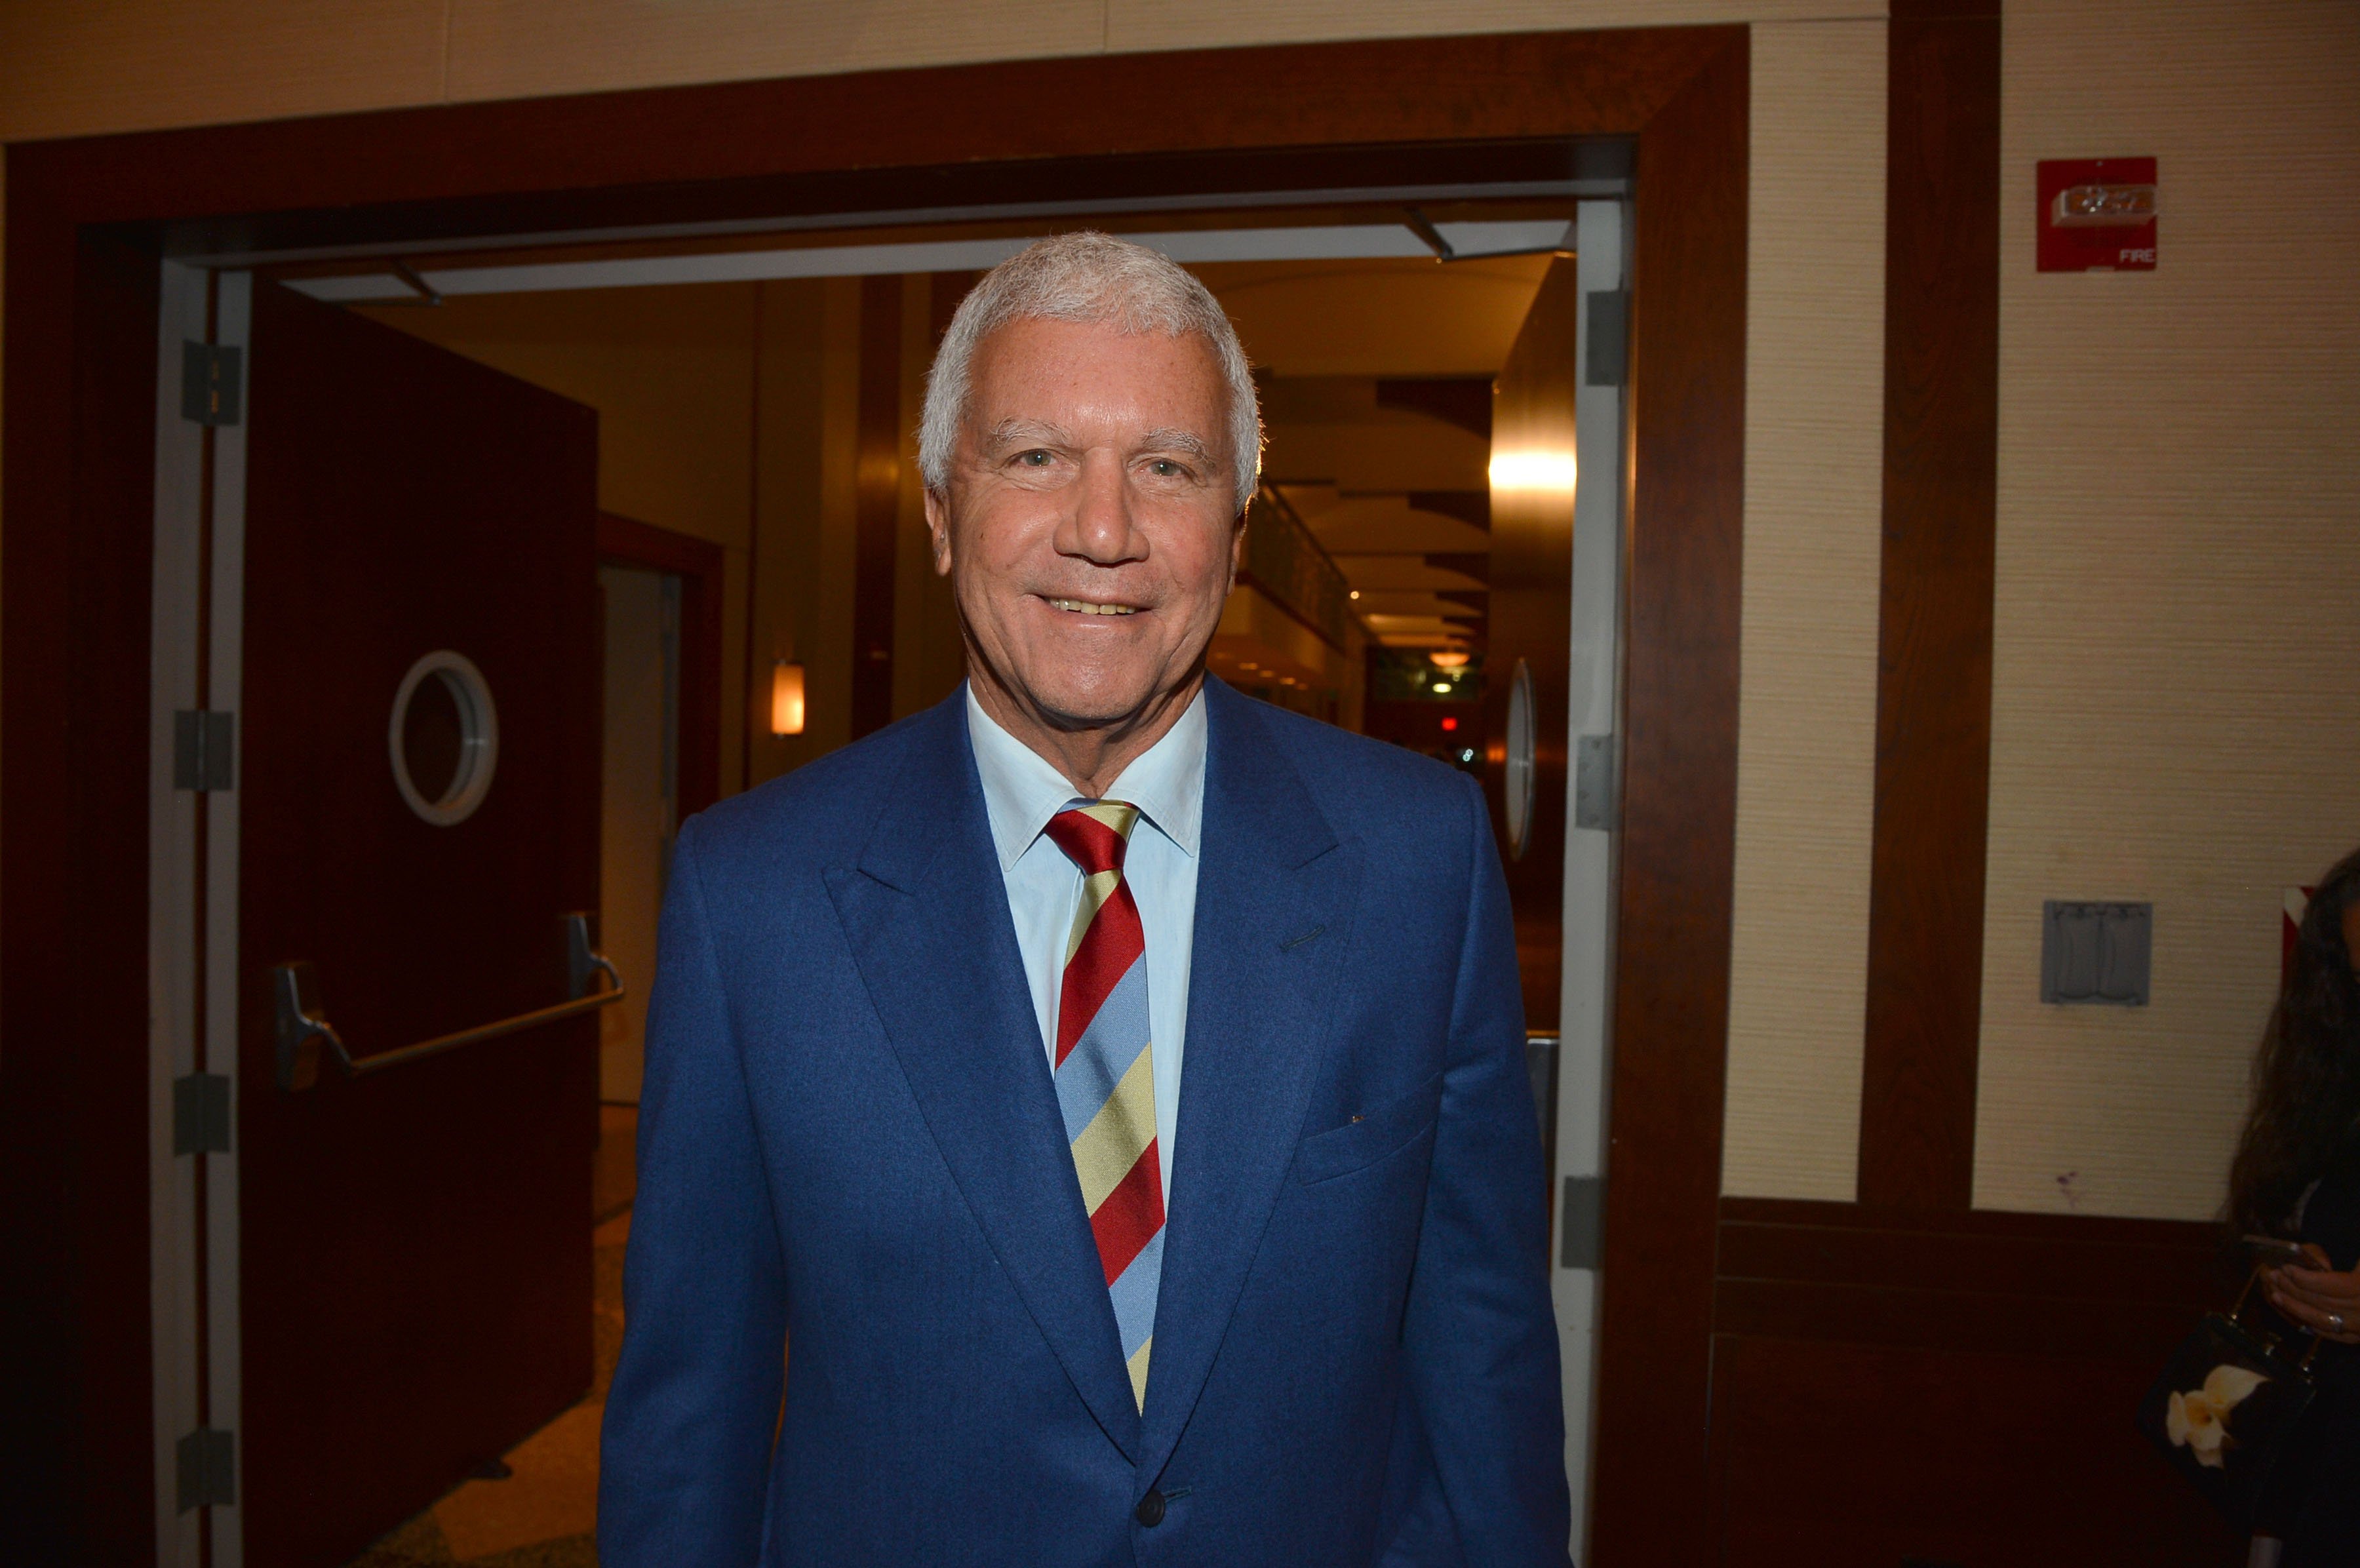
[923,487,954,576]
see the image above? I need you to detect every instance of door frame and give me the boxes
[2,29,1750,1562]
[596,513,726,821]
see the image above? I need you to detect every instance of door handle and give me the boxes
[275,911,625,1091]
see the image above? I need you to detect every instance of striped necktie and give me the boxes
[1044,800,1164,1411]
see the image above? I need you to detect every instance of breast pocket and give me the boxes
[1292,1072,1442,1186]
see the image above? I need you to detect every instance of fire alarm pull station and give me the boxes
[2037,157,2157,272]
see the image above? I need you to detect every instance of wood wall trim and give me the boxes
[1718,1196,2228,1346]
[1857,3,2004,1211]
[1588,33,1751,1566]
[597,512,726,818]
[1,28,1748,1559]
[17,30,1720,245]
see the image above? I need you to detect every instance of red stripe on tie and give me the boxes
[1055,893,1143,1066]
[1088,1141,1166,1287]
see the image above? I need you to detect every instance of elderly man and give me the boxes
[599,232,1569,1566]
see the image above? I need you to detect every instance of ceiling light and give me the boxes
[1428,651,1470,670]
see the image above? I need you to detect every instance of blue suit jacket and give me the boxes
[599,680,1570,1566]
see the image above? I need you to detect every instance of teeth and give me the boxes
[1048,598,1137,616]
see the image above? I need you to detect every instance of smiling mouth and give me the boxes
[1044,597,1140,616]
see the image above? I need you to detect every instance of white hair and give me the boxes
[918,231,1263,515]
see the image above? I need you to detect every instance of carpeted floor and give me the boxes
[344,1105,636,1567]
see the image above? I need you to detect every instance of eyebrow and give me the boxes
[982,418,1075,453]
[1136,428,1219,467]
[981,420,1225,471]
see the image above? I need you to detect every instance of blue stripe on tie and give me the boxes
[1051,955,1150,1142]
[1107,1226,1164,1359]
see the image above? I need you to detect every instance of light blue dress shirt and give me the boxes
[966,684,1204,1203]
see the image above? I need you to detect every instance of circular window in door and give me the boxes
[389,650,499,826]
[1503,657,1537,861]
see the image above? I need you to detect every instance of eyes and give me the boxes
[1006,450,1199,484]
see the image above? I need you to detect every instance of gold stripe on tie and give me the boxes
[1065,868,1124,964]
[1069,1049,1158,1213]
[1126,1337,1153,1409]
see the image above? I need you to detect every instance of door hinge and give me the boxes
[173,710,235,792]
[1584,290,1629,388]
[1560,1175,1607,1271]
[172,1072,232,1156]
[176,1428,235,1512]
[180,342,243,427]
[1573,733,1617,831]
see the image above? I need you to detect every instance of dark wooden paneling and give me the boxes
[1711,1199,2238,1566]
[24,33,1717,248]
[1708,1336,2237,1567]
[3,27,1752,1557]
[851,275,903,739]
[599,513,726,817]
[1857,0,2004,1211]
[1588,34,1751,1567]
[0,212,162,1563]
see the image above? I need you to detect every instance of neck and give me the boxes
[968,663,1204,798]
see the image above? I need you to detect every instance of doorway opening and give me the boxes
[147,185,1630,1568]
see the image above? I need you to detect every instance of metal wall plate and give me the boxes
[2041,900,2152,1006]
[180,342,243,427]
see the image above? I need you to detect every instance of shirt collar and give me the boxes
[966,682,1208,872]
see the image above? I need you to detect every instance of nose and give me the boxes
[1057,451,1146,568]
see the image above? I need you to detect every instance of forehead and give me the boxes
[966,317,1227,427]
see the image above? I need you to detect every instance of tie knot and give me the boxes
[1044,801,1139,876]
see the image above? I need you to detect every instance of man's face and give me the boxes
[926,316,1243,734]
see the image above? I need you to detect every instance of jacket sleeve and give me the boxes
[1392,772,1574,1566]
[597,816,789,1565]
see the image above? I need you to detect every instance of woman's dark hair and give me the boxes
[2229,846,2360,1236]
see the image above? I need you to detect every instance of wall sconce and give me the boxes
[770,659,806,736]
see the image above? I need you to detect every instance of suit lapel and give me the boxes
[1140,682,1364,1475]
[823,695,1143,1458]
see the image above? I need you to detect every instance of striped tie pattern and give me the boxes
[1043,801,1164,1411]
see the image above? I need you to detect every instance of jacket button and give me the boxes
[1135,1489,1167,1527]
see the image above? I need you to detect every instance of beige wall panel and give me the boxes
[1718,18,1886,1200]
[357,283,758,549]
[1107,0,1878,52]
[0,0,448,143]
[444,0,1105,104]
[1975,1,2360,1220]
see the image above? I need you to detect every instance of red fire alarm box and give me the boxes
[2037,157,2157,271]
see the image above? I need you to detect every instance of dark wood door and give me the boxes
[237,282,601,1568]
[1484,256,1581,1031]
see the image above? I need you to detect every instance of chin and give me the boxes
[1017,665,1173,730]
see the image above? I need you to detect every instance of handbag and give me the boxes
[2136,1267,2322,1527]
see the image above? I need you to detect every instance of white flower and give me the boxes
[2164,1365,2269,1469]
